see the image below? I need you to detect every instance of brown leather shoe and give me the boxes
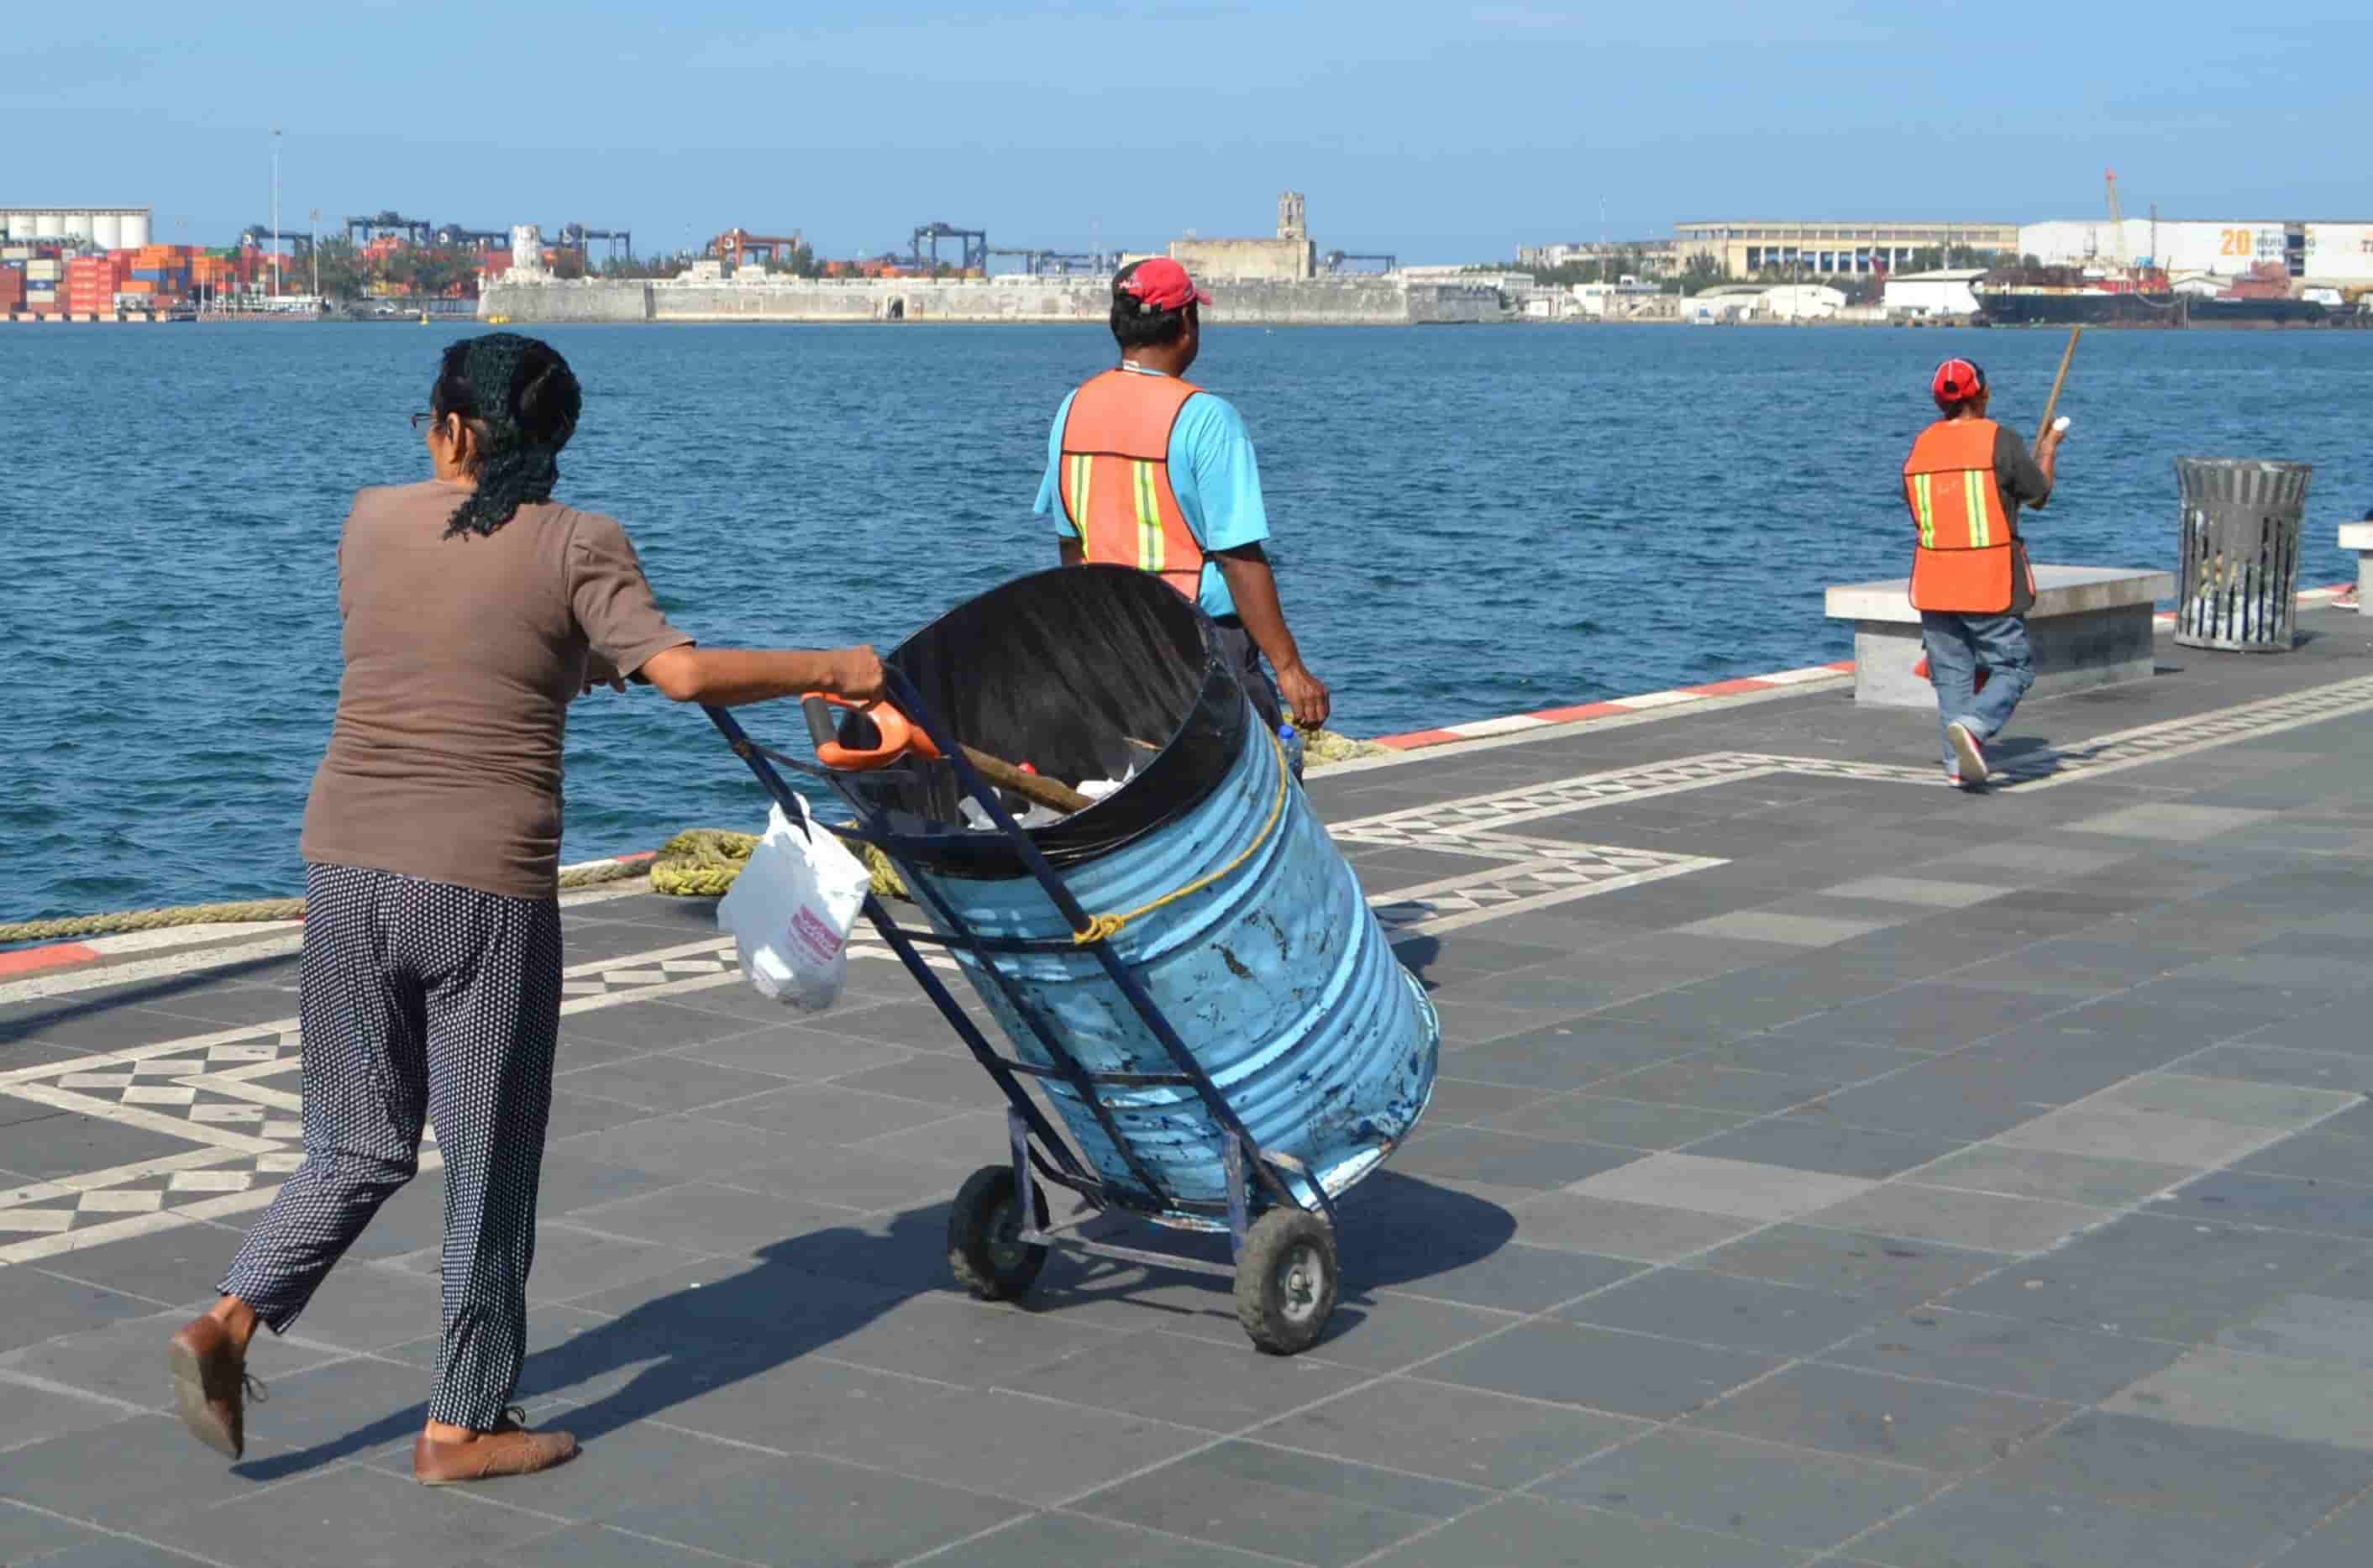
[167,1314,261,1460]
[412,1411,579,1486]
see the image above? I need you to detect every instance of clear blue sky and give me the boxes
[8,2,2365,262]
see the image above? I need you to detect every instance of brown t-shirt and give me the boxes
[299,480,693,899]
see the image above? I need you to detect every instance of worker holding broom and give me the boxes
[1036,258,1331,763]
[1903,356,2069,787]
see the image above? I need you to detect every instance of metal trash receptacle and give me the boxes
[2176,458,2311,651]
[845,565,1441,1225]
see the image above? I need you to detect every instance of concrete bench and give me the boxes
[1824,564,2176,708]
[2343,524,2373,614]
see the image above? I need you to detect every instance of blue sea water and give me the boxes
[7,321,2369,921]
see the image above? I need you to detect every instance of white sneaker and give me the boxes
[1945,721,1989,785]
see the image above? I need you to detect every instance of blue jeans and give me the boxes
[1919,611,2034,772]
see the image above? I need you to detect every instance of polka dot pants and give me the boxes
[220,863,562,1430]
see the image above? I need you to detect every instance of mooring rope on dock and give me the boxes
[0,732,1391,944]
[0,856,654,946]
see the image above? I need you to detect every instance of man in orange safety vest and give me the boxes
[1903,358,2067,787]
[1036,258,1331,764]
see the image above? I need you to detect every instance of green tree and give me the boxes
[411,247,481,296]
[597,254,689,281]
[1676,254,1728,295]
[309,237,367,301]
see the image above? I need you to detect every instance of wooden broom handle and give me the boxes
[2036,325,2082,444]
[958,746,1095,815]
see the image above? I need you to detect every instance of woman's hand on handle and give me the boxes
[822,646,887,704]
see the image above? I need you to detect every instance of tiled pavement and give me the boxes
[6,610,2373,1567]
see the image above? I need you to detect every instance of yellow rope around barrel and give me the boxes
[1072,730,1291,947]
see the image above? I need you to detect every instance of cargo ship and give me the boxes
[1977,262,2344,328]
[2184,295,2328,326]
[1973,265,2180,328]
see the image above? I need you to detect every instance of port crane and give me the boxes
[347,212,433,248]
[555,223,633,263]
[707,228,805,270]
[911,221,988,273]
[985,247,1116,278]
[1323,249,1398,275]
[434,226,512,252]
[2103,170,2126,268]
[240,224,312,255]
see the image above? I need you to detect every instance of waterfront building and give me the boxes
[2017,218,2373,283]
[1672,220,2019,278]
[1168,191,1319,281]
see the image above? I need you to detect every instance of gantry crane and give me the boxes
[555,223,633,263]
[709,228,804,270]
[911,221,988,272]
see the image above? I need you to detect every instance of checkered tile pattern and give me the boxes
[1989,673,2373,788]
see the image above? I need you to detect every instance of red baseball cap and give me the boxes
[1118,258,1211,311]
[1930,358,1987,403]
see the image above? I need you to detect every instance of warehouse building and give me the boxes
[1672,220,2019,277]
[2018,218,2373,283]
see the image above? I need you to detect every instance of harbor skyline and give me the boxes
[10,1,2367,262]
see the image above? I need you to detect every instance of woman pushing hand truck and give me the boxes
[168,333,882,1483]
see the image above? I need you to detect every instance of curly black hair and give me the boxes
[432,333,583,538]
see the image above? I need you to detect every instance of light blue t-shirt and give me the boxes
[1032,366,1271,620]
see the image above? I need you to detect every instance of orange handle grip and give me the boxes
[806,695,942,772]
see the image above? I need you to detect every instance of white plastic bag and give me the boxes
[715,798,870,1013]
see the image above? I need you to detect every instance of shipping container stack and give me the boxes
[66,254,127,317]
[0,238,291,317]
[4,244,67,314]
[108,244,197,312]
[25,254,61,313]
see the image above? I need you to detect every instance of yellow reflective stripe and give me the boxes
[1912,474,1935,548]
[1068,454,1095,555]
[1965,469,1991,548]
[1132,459,1163,574]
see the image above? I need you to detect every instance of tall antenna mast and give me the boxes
[270,128,283,298]
[2103,168,2127,268]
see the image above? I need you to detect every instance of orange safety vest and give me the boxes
[1903,417,2032,615]
[1058,368,1207,600]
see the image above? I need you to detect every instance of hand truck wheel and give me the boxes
[948,1165,1050,1301]
[1234,1207,1338,1356]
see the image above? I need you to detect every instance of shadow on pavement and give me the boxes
[234,1168,1514,1480]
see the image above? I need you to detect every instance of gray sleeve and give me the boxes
[1995,427,2051,511]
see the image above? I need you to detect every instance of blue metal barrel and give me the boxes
[864,566,1439,1226]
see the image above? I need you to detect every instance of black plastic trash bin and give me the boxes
[2175,458,2311,652]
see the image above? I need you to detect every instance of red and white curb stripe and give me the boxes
[6,583,2360,978]
[1373,580,2360,755]
[1372,662,1855,752]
